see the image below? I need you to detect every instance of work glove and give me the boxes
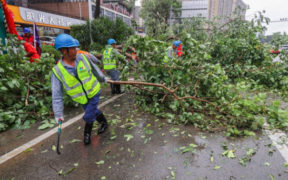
[55,117,64,124]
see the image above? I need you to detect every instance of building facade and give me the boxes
[180,0,247,21]
[208,0,247,20]
[7,0,132,24]
[181,0,208,19]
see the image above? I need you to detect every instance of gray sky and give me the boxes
[243,0,288,35]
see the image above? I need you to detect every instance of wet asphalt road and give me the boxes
[0,94,287,180]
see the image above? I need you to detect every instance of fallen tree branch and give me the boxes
[107,80,215,106]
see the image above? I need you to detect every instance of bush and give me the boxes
[0,35,76,132]
[0,35,55,131]
[71,17,134,51]
[41,45,61,61]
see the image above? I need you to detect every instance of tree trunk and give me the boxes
[94,0,101,19]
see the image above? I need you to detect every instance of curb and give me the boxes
[0,94,124,165]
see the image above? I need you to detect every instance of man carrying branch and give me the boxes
[102,38,126,94]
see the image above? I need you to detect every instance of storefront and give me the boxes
[7,5,85,37]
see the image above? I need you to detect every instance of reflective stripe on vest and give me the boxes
[52,55,101,105]
[103,48,116,70]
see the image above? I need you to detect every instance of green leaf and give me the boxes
[238,158,246,167]
[222,150,236,159]
[52,145,56,151]
[110,135,117,140]
[101,176,106,180]
[24,148,33,153]
[69,139,82,143]
[284,163,288,168]
[214,165,221,170]
[38,123,54,130]
[269,174,275,180]
[124,134,134,141]
[95,160,105,165]
[41,149,48,153]
[58,170,63,175]
[180,144,198,154]
[210,156,214,162]
[145,129,154,135]
[171,170,175,179]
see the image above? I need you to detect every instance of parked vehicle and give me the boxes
[39,36,55,46]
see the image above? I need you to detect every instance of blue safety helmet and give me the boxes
[54,34,79,50]
[108,38,116,45]
[75,39,80,46]
[173,40,181,47]
[23,27,30,34]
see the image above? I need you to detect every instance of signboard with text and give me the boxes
[19,6,85,27]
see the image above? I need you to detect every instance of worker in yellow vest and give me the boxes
[102,38,126,94]
[51,34,108,145]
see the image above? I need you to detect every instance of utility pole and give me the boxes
[88,0,93,43]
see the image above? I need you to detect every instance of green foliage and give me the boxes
[71,17,134,51]
[123,13,288,134]
[0,35,55,131]
[70,22,90,50]
[41,45,61,60]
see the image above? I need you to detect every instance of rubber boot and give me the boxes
[116,84,125,94]
[97,113,108,134]
[84,122,93,145]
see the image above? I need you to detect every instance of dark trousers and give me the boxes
[82,91,101,123]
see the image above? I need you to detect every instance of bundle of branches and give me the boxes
[0,36,75,131]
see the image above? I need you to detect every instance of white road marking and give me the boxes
[264,123,288,162]
[0,94,124,165]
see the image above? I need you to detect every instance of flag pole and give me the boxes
[33,22,36,48]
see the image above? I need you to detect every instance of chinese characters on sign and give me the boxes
[280,18,288,22]
[20,7,84,27]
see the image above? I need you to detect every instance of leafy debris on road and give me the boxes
[58,163,79,176]
[222,150,236,159]
[238,148,256,167]
[269,174,275,180]
[41,149,48,153]
[214,165,221,170]
[69,139,81,143]
[95,160,105,165]
[124,134,134,141]
[179,144,198,154]
[24,148,33,153]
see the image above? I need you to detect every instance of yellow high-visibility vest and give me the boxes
[52,55,101,104]
[103,48,117,70]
